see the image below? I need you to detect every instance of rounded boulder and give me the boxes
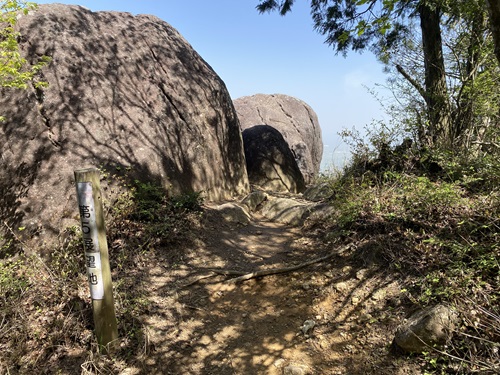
[234,94,323,185]
[0,4,249,247]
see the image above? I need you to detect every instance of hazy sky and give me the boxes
[35,0,389,169]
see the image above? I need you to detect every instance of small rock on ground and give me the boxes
[283,364,309,375]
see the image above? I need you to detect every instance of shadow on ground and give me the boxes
[114,207,419,375]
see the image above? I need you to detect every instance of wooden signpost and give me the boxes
[74,168,118,353]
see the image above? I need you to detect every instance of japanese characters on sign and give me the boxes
[77,182,104,300]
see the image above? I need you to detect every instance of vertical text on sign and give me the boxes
[77,182,105,300]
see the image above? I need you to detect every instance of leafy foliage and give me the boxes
[319,133,500,372]
[258,1,500,151]
[0,258,29,301]
[0,1,50,90]
[257,0,413,54]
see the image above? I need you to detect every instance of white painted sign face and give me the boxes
[77,182,104,300]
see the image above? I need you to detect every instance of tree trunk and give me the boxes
[486,0,500,65]
[418,3,452,147]
[453,11,486,148]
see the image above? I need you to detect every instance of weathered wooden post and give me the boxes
[74,168,118,353]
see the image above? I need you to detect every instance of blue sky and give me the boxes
[35,0,389,169]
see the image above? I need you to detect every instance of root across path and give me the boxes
[198,244,353,285]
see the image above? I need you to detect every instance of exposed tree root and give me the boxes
[180,244,353,288]
[212,244,353,284]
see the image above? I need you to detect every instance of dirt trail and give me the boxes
[127,205,418,375]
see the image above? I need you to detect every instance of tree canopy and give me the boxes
[257,0,500,152]
[257,0,415,54]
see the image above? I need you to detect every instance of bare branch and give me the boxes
[395,64,427,100]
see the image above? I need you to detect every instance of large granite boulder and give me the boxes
[0,4,249,248]
[234,94,323,184]
[242,125,306,193]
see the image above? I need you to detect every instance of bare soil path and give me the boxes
[125,203,420,375]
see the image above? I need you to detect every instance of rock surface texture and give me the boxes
[0,4,248,245]
[242,125,306,193]
[234,94,323,185]
[394,304,458,353]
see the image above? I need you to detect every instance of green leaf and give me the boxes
[338,31,350,45]
[0,0,50,118]
[356,20,367,37]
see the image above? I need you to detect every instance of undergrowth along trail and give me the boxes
[1,167,499,374]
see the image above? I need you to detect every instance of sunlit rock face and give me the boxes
[0,4,249,247]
